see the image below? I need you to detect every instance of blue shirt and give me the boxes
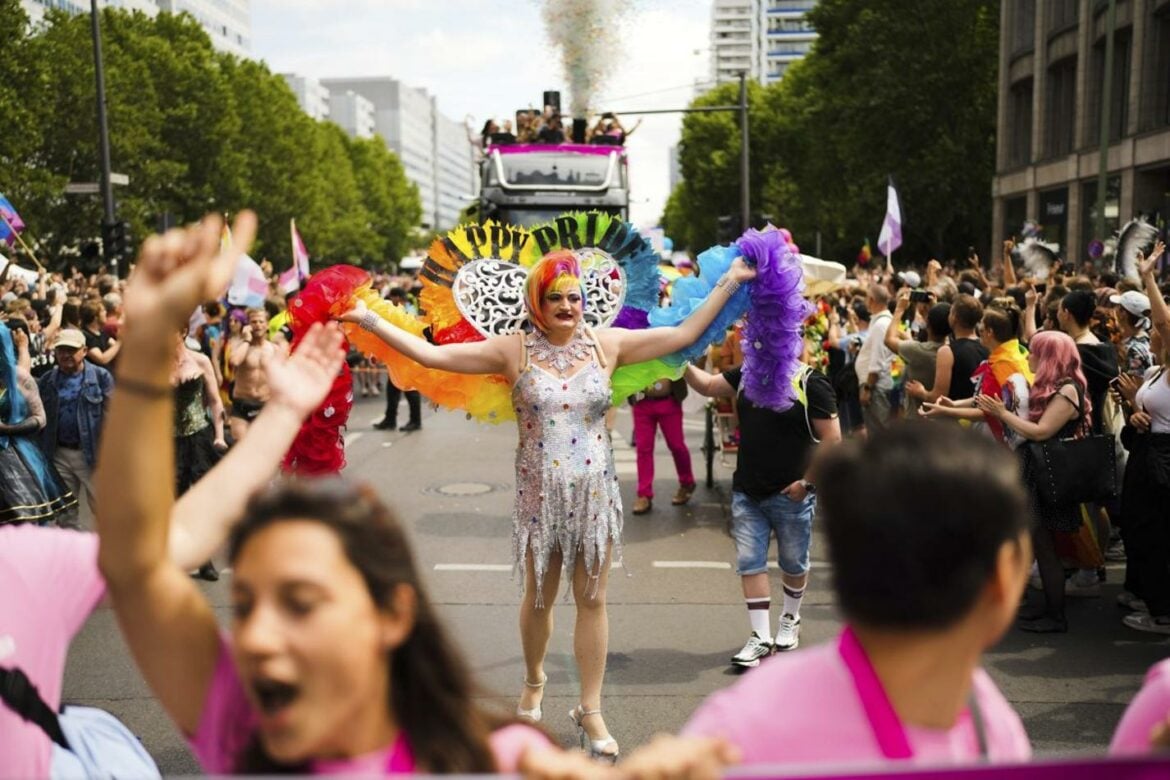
[56,372,84,447]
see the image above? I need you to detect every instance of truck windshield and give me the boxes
[493,153,614,188]
[501,207,624,227]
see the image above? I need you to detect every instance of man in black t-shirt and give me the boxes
[686,362,841,667]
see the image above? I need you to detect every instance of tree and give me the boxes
[669,0,999,265]
[0,6,423,270]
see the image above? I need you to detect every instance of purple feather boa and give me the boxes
[736,229,812,411]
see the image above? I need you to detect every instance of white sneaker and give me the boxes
[774,613,801,651]
[1065,569,1101,598]
[731,631,773,667]
[1123,613,1170,635]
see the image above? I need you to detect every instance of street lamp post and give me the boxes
[739,72,750,234]
[90,0,118,271]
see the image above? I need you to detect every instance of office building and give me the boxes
[994,0,1170,265]
[20,0,250,56]
[329,90,377,140]
[710,0,818,85]
[322,77,473,231]
[282,74,330,122]
[155,0,250,57]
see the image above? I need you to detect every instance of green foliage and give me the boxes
[666,0,999,266]
[1,6,421,270]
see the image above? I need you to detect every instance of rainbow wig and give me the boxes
[524,250,585,332]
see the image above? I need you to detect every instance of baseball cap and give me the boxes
[52,328,87,350]
[0,292,16,304]
[1109,290,1151,319]
[897,271,922,288]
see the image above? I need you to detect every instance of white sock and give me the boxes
[782,585,805,620]
[747,598,771,639]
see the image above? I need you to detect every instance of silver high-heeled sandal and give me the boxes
[516,675,547,722]
[569,705,619,764]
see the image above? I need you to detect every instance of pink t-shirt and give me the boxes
[682,631,1031,768]
[0,526,106,778]
[1111,658,1170,755]
[190,634,551,774]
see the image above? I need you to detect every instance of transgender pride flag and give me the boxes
[877,178,903,259]
[0,195,26,247]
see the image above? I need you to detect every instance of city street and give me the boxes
[61,394,1170,773]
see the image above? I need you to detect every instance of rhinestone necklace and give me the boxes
[528,328,591,377]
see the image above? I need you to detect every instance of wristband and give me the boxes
[358,310,380,332]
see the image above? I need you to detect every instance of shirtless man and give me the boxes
[227,308,278,442]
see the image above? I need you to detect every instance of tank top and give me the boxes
[949,338,989,401]
[173,376,210,436]
[1136,366,1170,435]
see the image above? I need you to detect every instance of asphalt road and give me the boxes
[62,394,1170,773]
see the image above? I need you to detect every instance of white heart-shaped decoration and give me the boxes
[452,250,627,338]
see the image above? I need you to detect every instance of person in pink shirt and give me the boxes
[94,213,552,774]
[630,423,1033,771]
[0,311,357,778]
[1112,659,1170,755]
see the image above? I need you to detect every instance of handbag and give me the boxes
[1027,385,1118,507]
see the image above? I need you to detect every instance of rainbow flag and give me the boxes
[857,238,872,266]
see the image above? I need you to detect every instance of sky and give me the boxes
[250,0,713,228]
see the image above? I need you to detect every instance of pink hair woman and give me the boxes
[976,330,1091,633]
[340,248,755,761]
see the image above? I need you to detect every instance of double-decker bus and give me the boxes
[476,143,629,227]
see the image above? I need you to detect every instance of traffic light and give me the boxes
[101,220,133,265]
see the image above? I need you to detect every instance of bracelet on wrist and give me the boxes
[715,275,741,297]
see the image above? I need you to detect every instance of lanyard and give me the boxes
[383,732,415,774]
[837,627,988,760]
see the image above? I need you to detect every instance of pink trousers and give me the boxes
[633,396,695,499]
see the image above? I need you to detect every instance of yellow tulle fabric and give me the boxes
[340,284,516,423]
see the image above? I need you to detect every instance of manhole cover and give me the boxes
[428,482,497,497]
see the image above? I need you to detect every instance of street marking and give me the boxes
[344,432,364,447]
[653,561,731,569]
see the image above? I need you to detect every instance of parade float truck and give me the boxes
[477,143,630,228]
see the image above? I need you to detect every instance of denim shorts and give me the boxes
[730,490,815,576]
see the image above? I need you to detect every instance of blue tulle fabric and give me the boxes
[735,229,812,411]
[647,244,751,364]
[0,323,64,498]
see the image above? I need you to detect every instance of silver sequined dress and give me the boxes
[511,333,623,607]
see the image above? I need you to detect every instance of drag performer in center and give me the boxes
[338,248,752,763]
[301,215,806,763]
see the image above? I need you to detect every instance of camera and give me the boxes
[909,290,932,303]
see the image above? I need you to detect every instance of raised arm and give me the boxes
[602,258,756,367]
[884,293,913,352]
[338,298,514,376]
[1022,283,1038,343]
[1139,244,1170,347]
[167,324,343,571]
[683,363,737,398]
[1002,239,1018,287]
[96,212,257,736]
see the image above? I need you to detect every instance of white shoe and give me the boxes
[731,631,773,667]
[1065,570,1101,598]
[516,675,546,722]
[569,705,619,764]
[774,613,801,651]
[1123,613,1170,635]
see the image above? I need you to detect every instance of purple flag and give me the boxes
[0,195,26,247]
[877,179,902,258]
